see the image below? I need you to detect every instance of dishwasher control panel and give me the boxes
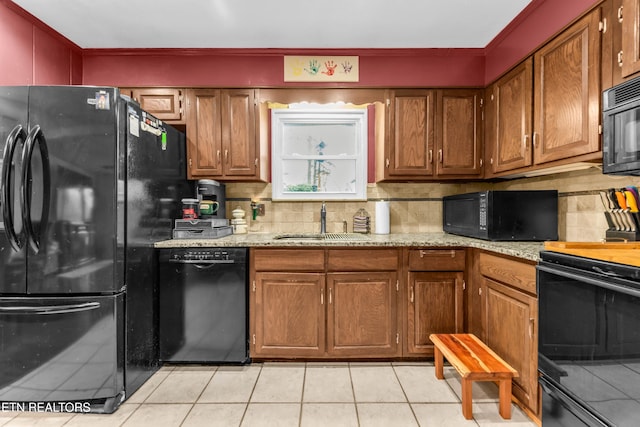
[163,247,247,264]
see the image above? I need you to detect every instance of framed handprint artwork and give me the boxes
[283,56,359,82]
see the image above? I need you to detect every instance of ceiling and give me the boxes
[11,0,532,50]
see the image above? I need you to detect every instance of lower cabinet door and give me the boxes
[406,271,464,355]
[326,272,400,357]
[484,277,538,415]
[252,272,326,358]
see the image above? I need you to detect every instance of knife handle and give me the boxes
[615,190,628,210]
[625,190,639,212]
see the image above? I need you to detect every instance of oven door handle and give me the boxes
[537,264,640,299]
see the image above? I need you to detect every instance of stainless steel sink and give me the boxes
[273,233,370,241]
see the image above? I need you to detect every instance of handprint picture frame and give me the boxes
[284,56,359,82]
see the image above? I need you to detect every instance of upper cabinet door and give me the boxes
[185,88,258,180]
[436,89,483,176]
[386,90,435,178]
[131,88,184,123]
[622,0,640,77]
[533,9,602,164]
[488,58,533,173]
[221,89,257,177]
[185,88,223,178]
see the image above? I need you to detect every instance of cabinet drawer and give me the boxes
[479,252,536,295]
[408,249,465,271]
[253,249,325,271]
[327,249,399,271]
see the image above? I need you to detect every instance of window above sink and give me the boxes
[271,107,368,201]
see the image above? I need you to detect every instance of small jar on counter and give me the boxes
[181,198,199,219]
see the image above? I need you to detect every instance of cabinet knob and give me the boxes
[385,158,390,168]
[529,318,535,339]
[599,18,607,33]
[438,149,443,163]
[618,51,624,67]
[618,5,623,23]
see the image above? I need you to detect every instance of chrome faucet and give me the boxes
[320,202,326,234]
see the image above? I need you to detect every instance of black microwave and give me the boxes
[602,76,640,175]
[442,190,558,241]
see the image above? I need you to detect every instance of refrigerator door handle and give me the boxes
[1,124,27,252]
[21,124,51,253]
[0,301,101,315]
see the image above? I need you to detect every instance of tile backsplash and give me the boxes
[225,167,635,242]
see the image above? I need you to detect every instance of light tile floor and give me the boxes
[0,362,538,427]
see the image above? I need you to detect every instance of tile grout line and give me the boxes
[117,366,178,427]
[238,362,262,427]
[178,366,218,427]
[348,362,361,427]
[298,363,307,427]
[391,363,421,427]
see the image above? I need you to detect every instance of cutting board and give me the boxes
[544,242,640,267]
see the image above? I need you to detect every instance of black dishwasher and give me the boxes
[158,247,249,363]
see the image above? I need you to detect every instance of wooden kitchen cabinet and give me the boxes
[435,89,483,177]
[383,89,482,180]
[477,251,539,416]
[405,249,465,356]
[485,59,533,174]
[533,9,601,165]
[120,88,185,124]
[326,272,399,357]
[185,88,260,180]
[621,0,640,77]
[485,8,602,177]
[251,249,325,358]
[606,0,640,84]
[385,89,435,178]
[325,248,401,358]
[253,272,326,358]
[250,248,401,359]
[134,88,184,123]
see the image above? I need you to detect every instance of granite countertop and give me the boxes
[154,232,545,262]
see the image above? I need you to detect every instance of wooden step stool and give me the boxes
[429,333,518,420]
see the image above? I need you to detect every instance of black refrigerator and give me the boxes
[0,86,193,413]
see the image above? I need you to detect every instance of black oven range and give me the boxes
[537,247,640,427]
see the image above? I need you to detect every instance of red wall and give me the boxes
[82,48,486,88]
[0,0,82,85]
[0,0,602,88]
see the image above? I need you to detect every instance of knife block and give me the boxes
[606,230,640,242]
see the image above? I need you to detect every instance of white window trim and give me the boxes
[271,108,368,201]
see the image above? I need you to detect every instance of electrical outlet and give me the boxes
[256,203,265,216]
